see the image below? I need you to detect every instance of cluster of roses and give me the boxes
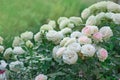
[0,1,117,80]
[2,31,34,72]
[85,12,120,26]
[0,31,34,79]
[45,17,113,65]
[82,1,120,25]
[81,1,120,19]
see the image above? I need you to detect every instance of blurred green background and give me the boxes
[0,0,98,45]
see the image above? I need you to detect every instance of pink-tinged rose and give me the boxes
[35,74,47,80]
[82,26,91,36]
[93,32,103,42]
[97,48,108,62]
[78,36,92,45]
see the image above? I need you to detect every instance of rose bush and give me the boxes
[0,1,120,80]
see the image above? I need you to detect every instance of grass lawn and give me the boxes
[0,0,97,46]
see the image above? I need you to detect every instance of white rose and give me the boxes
[70,31,83,39]
[13,47,25,55]
[63,49,78,64]
[60,28,72,35]
[95,12,105,24]
[112,14,120,24]
[60,37,70,47]
[40,24,53,32]
[0,60,7,70]
[64,38,76,47]
[97,48,108,62]
[20,31,33,41]
[0,46,4,53]
[69,17,82,26]
[35,74,48,80]
[67,23,75,28]
[48,20,56,28]
[78,36,92,45]
[86,15,96,26]
[67,42,81,53]
[0,36,3,45]
[3,48,13,60]
[81,8,91,19]
[99,26,113,40]
[53,47,66,59]
[57,17,68,24]
[52,46,60,58]
[9,61,24,72]
[12,36,24,47]
[105,12,114,19]
[90,26,99,34]
[53,46,60,55]
[89,4,96,12]
[81,44,96,57]
[46,30,64,44]
[82,26,98,36]
[59,19,70,29]
[26,40,33,48]
[34,32,41,42]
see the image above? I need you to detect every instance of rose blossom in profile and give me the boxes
[97,48,108,62]
[86,15,96,25]
[60,28,72,35]
[20,31,33,41]
[99,26,113,40]
[93,32,103,42]
[78,36,92,45]
[34,32,41,42]
[81,8,91,19]
[35,74,48,80]
[70,31,83,39]
[60,37,70,47]
[64,38,76,47]
[26,40,33,48]
[13,47,25,55]
[67,42,81,53]
[54,47,66,58]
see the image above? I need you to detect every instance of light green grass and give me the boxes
[0,0,97,46]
